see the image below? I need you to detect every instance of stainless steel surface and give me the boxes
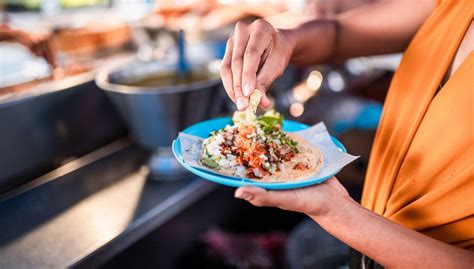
[0,78,127,195]
[96,60,224,180]
[0,138,216,268]
[0,138,130,203]
[146,147,191,180]
[96,60,222,149]
[99,184,305,269]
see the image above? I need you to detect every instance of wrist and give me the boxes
[13,30,31,46]
[286,20,340,65]
[2,29,17,41]
[309,191,358,221]
[277,28,298,61]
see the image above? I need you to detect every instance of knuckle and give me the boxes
[219,63,231,73]
[231,57,243,66]
[235,21,248,31]
[244,48,258,59]
[253,19,273,34]
[253,19,267,28]
[257,81,270,90]
[251,198,265,207]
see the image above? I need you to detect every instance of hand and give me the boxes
[234,177,351,217]
[220,19,295,110]
[15,30,57,68]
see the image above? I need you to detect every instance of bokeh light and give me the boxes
[327,71,345,92]
[289,102,304,117]
[306,70,323,91]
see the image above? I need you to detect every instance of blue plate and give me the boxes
[172,117,347,190]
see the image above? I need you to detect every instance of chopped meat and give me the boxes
[203,121,300,179]
[293,162,309,170]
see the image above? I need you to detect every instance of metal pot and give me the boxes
[96,60,223,179]
[96,60,222,148]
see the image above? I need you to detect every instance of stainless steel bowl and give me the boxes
[96,60,223,179]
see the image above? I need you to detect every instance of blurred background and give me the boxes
[0,0,401,268]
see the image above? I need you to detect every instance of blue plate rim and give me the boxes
[173,117,347,190]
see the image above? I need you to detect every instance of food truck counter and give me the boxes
[0,139,217,268]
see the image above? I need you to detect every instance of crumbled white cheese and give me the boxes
[236,165,247,177]
[205,139,222,157]
[252,168,262,178]
[218,155,237,168]
[279,163,286,171]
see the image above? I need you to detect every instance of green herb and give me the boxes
[262,110,284,122]
[258,116,280,127]
[210,127,225,137]
[201,157,219,169]
[256,110,284,132]
[281,135,299,152]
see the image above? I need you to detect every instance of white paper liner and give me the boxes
[178,122,359,183]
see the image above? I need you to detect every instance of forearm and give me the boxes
[0,28,17,42]
[311,196,474,268]
[286,0,436,65]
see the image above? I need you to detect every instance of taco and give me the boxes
[199,91,323,181]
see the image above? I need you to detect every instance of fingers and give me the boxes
[43,38,57,68]
[28,35,57,69]
[256,54,284,90]
[258,89,271,109]
[221,19,289,110]
[220,37,235,102]
[231,22,250,110]
[234,186,300,211]
[51,67,65,80]
[241,20,272,98]
[254,54,283,109]
[39,41,55,67]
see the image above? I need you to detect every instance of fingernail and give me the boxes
[243,84,251,96]
[236,192,252,200]
[236,97,246,110]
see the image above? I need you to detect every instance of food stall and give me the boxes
[0,1,402,268]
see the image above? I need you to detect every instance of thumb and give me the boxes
[235,186,300,211]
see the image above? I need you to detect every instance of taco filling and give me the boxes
[200,91,323,181]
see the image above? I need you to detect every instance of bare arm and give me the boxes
[235,178,474,268]
[220,0,436,110]
[289,0,436,64]
[0,25,57,68]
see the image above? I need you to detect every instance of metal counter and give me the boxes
[0,138,217,268]
[0,54,135,195]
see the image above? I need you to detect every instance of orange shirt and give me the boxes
[361,0,474,250]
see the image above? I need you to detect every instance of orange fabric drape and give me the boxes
[361,0,474,250]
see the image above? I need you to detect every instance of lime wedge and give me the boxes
[232,111,248,124]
